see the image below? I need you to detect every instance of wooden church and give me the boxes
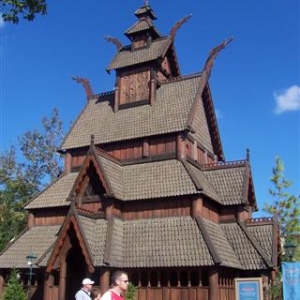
[0,3,279,300]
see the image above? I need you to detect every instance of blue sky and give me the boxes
[0,0,299,216]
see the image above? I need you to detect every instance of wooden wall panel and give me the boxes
[202,200,220,223]
[153,288,163,300]
[138,288,147,300]
[102,135,175,161]
[170,288,181,300]
[122,198,191,221]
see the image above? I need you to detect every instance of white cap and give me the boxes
[82,278,95,285]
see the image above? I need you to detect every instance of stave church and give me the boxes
[0,2,279,300]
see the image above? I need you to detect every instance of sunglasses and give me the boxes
[119,280,129,284]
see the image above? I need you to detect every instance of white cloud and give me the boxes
[273,85,300,114]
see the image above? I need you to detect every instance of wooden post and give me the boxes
[142,139,149,157]
[100,270,110,295]
[209,269,219,300]
[58,260,67,300]
[150,79,156,106]
[27,213,35,228]
[64,152,72,175]
[114,87,119,112]
[176,134,186,160]
[0,272,4,297]
[204,150,208,164]
[43,272,54,300]
[192,140,197,161]
[192,196,203,218]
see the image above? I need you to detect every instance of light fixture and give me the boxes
[284,241,296,261]
[26,252,37,299]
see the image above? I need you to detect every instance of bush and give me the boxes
[2,269,27,300]
[125,283,137,300]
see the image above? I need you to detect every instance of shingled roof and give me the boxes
[61,74,217,153]
[124,19,161,37]
[77,214,108,266]
[0,225,60,268]
[246,218,276,264]
[97,156,200,200]
[63,215,275,269]
[202,161,250,206]
[221,222,273,270]
[24,172,78,209]
[23,147,255,211]
[107,37,169,71]
[0,211,275,271]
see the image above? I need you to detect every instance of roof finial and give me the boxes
[145,0,149,6]
[246,148,250,162]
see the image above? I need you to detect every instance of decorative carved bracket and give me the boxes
[169,14,192,40]
[71,75,93,99]
[104,35,123,50]
[203,37,233,78]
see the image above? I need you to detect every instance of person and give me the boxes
[100,271,129,300]
[91,288,101,300]
[75,278,95,300]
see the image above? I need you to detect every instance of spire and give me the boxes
[246,148,250,162]
[134,2,157,20]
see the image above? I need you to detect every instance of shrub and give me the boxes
[2,269,27,300]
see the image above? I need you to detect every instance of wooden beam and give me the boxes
[100,269,110,295]
[43,272,54,300]
[209,268,219,300]
[58,260,67,300]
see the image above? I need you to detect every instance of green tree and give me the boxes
[2,269,27,300]
[264,157,300,300]
[264,157,300,248]
[0,108,65,251]
[0,0,47,23]
[125,283,137,300]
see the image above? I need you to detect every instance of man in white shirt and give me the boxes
[100,271,129,300]
[75,278,95,300]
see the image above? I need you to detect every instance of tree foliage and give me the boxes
[263,157,299,300]
[2,269,27,300]
[0,0,47,23]
[264,157,300,241]
[0,108,65,251]
[125,283,137,300]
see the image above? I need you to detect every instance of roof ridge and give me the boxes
[162,72,202,84]
[246,217,274,225]
[96,147,121,164]
[201,159,247,170]
[89,90,115,100]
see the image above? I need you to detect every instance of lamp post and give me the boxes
[284,241,296,262]
[26,252,37,299]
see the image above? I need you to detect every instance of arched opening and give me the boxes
[65,233,87,300]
